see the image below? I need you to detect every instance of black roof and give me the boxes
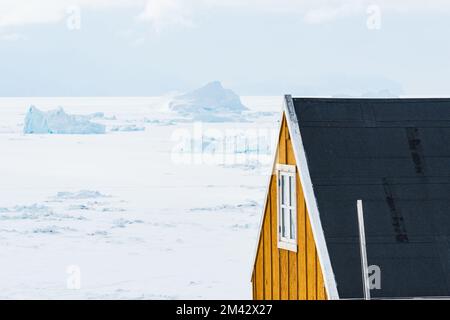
[293,98,450,299]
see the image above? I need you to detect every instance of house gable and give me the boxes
[251,113,327,300]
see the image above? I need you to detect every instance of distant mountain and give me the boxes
[332,89,399,98]
[360,89,399,98]
[169,81,248,121]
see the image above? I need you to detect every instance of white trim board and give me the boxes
[283,94,339,300]
[276,164,298,253]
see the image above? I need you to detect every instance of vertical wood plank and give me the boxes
[278,115,289,300]
[306,214,317,300]
[280,249,289,299]
[255,235,264,300]
[297,177,307,299]
[263,199,272,299]
[279,117,287,164]
[288,251,298,300]
[317,258,327,300]
[286,120,298,300]
[286,131,296,166]
[252,274,256,299]
[270,175,280,300]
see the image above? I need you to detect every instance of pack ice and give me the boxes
[169,81,248,121]
[23,106,105,134]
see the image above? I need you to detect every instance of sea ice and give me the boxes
[110,125,146,132]
[0,204,53,221]
[23,106,106,134]
[0,96,275,299]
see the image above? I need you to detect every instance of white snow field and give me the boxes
[0,96,281,299]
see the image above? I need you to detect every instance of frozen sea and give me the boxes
[0,96,281,299]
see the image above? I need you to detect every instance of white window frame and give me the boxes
[276,164,297,252]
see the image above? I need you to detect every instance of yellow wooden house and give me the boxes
[251,95,337,300]
[251,95,450,300]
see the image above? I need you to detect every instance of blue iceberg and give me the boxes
[23,106,105,134]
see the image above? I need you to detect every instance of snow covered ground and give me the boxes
[0,96,281,299]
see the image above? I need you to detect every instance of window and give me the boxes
[276,164,297,252]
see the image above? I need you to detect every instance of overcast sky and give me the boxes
[1,0,450,96]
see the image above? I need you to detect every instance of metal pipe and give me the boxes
[357,200,371,300]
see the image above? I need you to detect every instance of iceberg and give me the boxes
[169,81,248,121]
[23,106,105,134]
[54,190,110,200]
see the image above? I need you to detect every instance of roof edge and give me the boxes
[283,94,340,300]
[292,97,450,103]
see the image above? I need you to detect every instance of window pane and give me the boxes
[281,175,285,205]
[289,176,293,206]
[285,208,290,239]
[284,174,289,206]
[281,208,286,237]
[290,209,295,240]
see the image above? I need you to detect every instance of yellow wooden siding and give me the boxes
[255,234,264,300]
[252,114,327,300]
[263,202,272,299]
[270,175,280,300]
